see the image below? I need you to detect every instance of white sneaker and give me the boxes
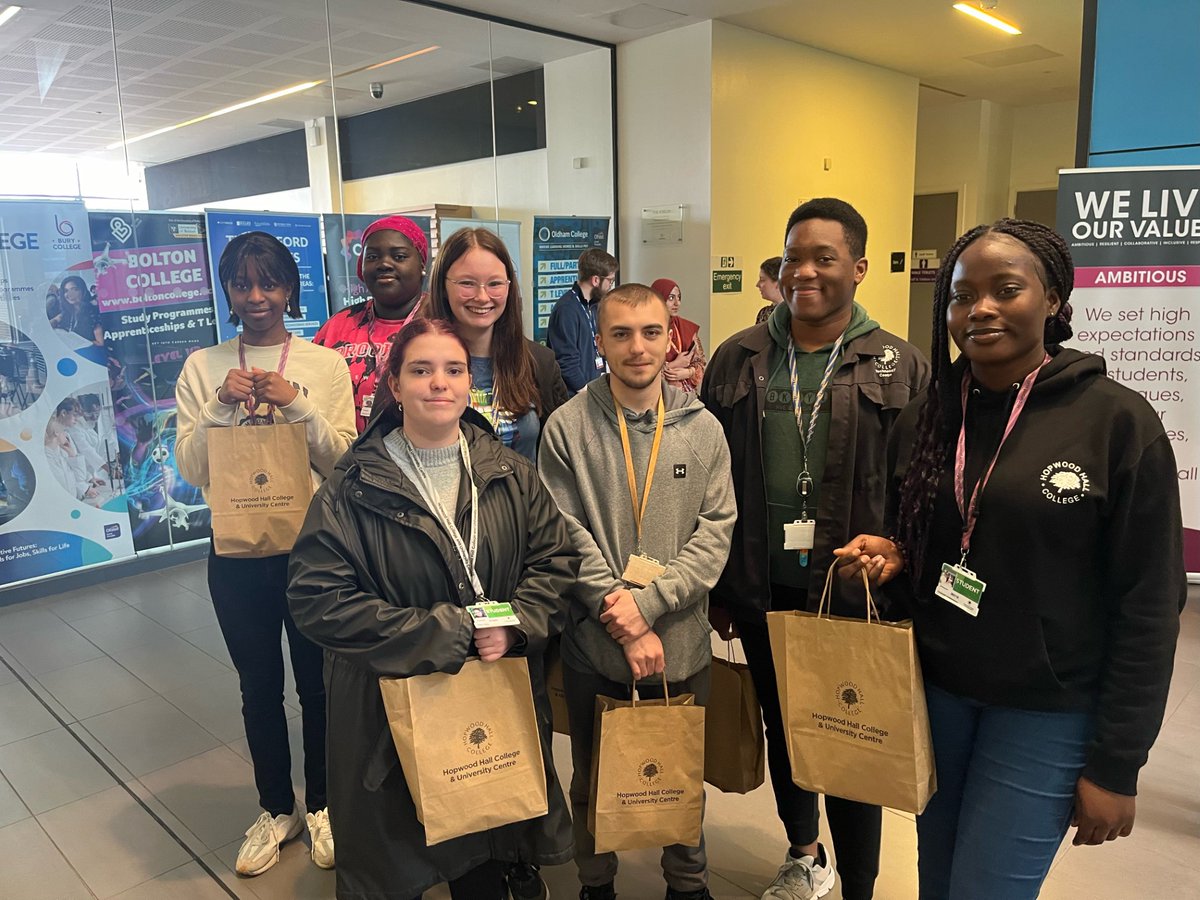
[306,808,335,869]
[761,845,836,899]
[235,807,304,876]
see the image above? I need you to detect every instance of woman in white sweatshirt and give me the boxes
[175,231,355,878]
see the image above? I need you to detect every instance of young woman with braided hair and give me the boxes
[835,219,1185,899]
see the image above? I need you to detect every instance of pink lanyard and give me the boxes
[953,354,1049,563]
[238,334,292,423]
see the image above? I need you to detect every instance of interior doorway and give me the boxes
[908,191,959,359]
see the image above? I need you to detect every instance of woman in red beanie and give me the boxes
[651,277,706,392]
[314,215,429,432]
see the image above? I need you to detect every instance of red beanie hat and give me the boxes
[357,215,429,280]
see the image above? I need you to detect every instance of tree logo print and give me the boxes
[250,469,271,491]
[1039,461,1091,505]
[637,757,663,786]
[835,681,864,716]
[462,721,494,755]
[874,344,900,379]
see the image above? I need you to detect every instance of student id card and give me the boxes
[466,601,520,628]
[934,563,986,617]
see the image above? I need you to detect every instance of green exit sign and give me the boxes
[712,270,742,293]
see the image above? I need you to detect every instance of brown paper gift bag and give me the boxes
[380,657,549,846]
[704,647,765,794]
[588,674,706,853]
[207,422,312,558]
[768,564,936,814]
[544,635,570,736]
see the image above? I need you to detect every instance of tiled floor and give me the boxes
[0,561,1197,899]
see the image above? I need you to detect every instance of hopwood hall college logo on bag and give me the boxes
[638,757,664,787]
[836,681,864,716]
[463,721,495,755]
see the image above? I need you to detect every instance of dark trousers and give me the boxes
[562,662,711,893]
[405,860,505,900]
[208,548,327,816]
[737,604,882,900]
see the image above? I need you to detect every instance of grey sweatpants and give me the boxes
[562,661,711,893]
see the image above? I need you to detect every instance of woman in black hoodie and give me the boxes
[836,219,1186,899]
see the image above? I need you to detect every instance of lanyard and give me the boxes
[354,300,419,393]
[615,393,665,554]
[953,355,1049,563]
[575,285,601,370]
[786,333,844,511]
[238,334,292,423]
[401,430,487,602]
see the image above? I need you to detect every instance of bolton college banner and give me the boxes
[1057,166,1200,573]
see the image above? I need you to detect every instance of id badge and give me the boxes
[622,553,667,588]
[595,355,605,372]
[466,600,520,628]
[934,563,986,617]
[360,391,374,420]
[783,519,815,551]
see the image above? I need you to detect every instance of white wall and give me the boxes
[173,186,313,213]
[710,22,920,342]
[544,48,615,224]
[616,22,713,344]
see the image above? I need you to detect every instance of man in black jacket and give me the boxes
[700,198,928,900]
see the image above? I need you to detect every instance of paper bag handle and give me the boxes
[817,561,880,624]
[630,670,672,707]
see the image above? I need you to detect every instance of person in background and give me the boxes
[834,218,1186,900]
[701,199,928,900]
[44,398,101,501]
[288,316,577,900]
[175,231,356,877]
[548,247,618,395]
[756,256,784,325]
[539,283,736,900]
[651,278,706,392]
[314,215,428,432]
[374,227,568,464]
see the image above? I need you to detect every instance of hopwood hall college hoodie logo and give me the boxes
[1040,461,1091,505]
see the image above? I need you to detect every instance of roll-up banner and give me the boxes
[1057,166,1200,575]
[0,200,136,587]
[90,211,216,551]
[531,217,610,343]
[204,210,329,342]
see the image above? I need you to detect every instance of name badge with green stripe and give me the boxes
[935,563,986,617]
[466,601,520,628]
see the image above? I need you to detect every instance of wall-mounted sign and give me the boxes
[712,270,743,293]
[642,205,683,244]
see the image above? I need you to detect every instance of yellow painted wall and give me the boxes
[709,22,920,346]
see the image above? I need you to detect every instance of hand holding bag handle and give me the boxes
[816,559,880,623]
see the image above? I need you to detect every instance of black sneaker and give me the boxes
[507,862,549,900]
[579,884,616,900]
[664,888,712,900]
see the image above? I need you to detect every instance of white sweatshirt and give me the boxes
[175,335,356,502]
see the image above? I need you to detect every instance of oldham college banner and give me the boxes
[1057,167,1200,572]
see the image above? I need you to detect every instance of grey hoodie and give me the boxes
[538,376,736,683]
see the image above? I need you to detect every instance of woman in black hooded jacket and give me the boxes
[288,316,578,900]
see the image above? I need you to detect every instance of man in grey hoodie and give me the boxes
[538,283,736,900]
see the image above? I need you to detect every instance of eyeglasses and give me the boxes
[449,278,510,299]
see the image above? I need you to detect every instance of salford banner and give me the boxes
[1057,166,1200,572]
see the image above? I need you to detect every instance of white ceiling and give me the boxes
[0,0,1082,166]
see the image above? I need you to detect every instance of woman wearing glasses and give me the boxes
[381,227,568,463]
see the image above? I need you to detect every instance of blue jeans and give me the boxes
[917,683,1094,900]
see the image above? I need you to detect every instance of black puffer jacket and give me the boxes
[287,411,579,900]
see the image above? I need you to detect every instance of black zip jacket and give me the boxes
[887,348,1186,795]
[700,319,929,619]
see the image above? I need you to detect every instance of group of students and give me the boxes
[172,198,1186,900]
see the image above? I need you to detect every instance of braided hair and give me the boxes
[894,218,1074,579]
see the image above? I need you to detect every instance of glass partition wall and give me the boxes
[0,0,615,585]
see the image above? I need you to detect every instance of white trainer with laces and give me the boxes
[306,808,335,869]
[761,845,836,900]
[235,807,304,876]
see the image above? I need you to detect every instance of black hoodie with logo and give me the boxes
[887,347,1186,796]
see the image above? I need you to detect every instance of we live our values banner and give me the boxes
[1057,167,1200,572]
